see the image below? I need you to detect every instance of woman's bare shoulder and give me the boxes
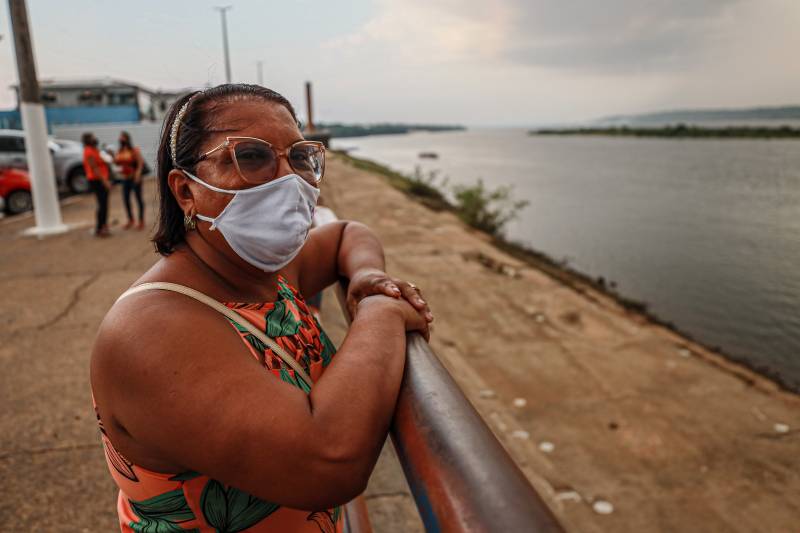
[93,286,202,367]
[91,254,234,382]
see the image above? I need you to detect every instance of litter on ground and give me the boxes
[539,441,555,453]
[592,500,614,515]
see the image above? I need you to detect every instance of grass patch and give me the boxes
[337,151,525,237]
[342,153,451,211]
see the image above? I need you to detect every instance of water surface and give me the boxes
[333,129,800,389]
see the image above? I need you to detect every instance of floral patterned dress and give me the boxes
[95,276,343,532]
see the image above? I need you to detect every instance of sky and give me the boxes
[1,0,799,126]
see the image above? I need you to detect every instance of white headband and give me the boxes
[169,91,204,166]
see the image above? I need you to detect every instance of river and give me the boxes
[332,128,800,390]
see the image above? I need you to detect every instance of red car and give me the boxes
[0,167,33,215]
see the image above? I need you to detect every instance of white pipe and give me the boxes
[19,102,67,236]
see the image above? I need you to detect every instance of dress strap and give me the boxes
[117,282,314,388]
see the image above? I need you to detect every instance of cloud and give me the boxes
[323,0,511,64]
[505,0,742,73]
[1,0,797,124]
[327,0,743,74]
[312,0,800,125]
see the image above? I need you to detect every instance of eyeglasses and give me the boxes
[196,136,325,186]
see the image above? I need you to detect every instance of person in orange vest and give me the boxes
[115,131,145,230]
[82,132,111,237]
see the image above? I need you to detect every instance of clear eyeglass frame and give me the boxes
[196,136,326,186]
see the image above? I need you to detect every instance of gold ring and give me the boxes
[407,282,419,291]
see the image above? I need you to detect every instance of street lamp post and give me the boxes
[7,0,67,236]
[214,5,232,83]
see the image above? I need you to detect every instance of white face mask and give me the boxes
[183,171,320,272]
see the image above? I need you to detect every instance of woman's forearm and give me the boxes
[336,222,386,280]
[308,299,407,471]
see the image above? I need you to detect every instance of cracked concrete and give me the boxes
[0,181,161,531]
[39,274,101,330]
[0,443,100,460]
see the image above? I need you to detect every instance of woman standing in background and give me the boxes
[114,131,145,230]
[82,132,110,237]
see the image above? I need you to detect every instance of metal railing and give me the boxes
[316,207,563,533]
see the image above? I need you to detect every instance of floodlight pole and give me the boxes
[305,81,315,133]
[8,0,67,236]
[214,5,233,83]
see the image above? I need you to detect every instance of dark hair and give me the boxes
[120,131,133,147]
[152,83,298,255]
[81,132,95,146]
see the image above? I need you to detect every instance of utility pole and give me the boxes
[305,81,315,133]
[214,6,232,83]
[8,0,66,236]
[256,60,263,86]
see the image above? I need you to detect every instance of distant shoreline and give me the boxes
[531,125,800,139]
[318,122,465,138]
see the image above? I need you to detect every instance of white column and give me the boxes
[20,102,68,236]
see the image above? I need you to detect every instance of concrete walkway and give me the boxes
[1,155,798,532]
[1,181,158,531]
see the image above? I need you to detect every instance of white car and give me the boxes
[0,128,111,194]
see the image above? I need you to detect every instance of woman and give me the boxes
[90,84,433,532]
[82,132,111,237]
[114,131,146,230]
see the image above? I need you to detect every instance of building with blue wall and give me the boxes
[0,78,183,130]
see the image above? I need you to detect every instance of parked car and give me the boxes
[0,129,112,194]
[0,166,33,215]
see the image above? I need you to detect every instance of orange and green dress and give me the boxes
[94,277,343,532]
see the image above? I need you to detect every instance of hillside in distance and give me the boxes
[597,105,800,126]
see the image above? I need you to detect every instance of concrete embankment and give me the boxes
[320,154,800,532]
[0,153,797,532]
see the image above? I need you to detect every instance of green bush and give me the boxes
[340,152,527,236]
[407,166,449,203]
[452,179,529,236]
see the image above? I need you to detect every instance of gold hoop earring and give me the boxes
[184,213,197,231]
